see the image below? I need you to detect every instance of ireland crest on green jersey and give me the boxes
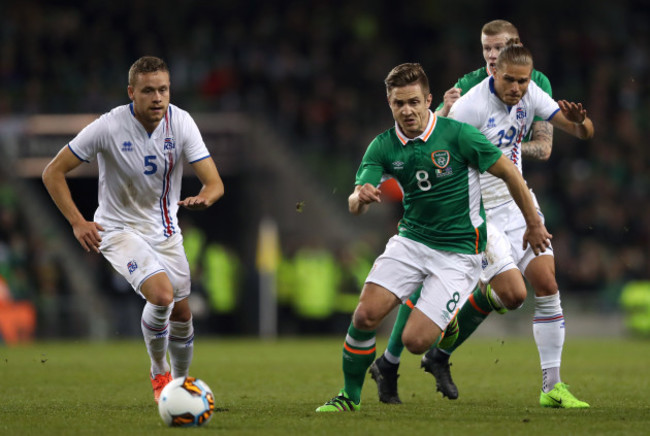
[432,150,450,168]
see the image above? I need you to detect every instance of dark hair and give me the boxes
[495,44,533,70]
[384,63,430,95]
[128,56,169,86]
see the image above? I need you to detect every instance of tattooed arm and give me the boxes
[522,120,553,161]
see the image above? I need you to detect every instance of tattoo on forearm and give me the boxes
[522,121,553,160]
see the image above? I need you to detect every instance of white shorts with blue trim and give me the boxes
[99,228,191,302]
[480,196,554,285]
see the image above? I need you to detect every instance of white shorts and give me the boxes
[480,196,554,284]
[99,229,191,301]
[366,235,481,329]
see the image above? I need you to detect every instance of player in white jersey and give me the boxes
[42,56,225,403]
[424,43,593,407]
[449,66,560,210]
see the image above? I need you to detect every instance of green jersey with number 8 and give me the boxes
[355,111,502,254]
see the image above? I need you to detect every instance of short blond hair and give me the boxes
[482,20,520,38]
[495,44,533,70]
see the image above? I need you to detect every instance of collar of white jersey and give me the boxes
[394,110,437,146]
[129,103,173,138]
[489,76,497,94]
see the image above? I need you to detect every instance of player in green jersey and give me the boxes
[316,62,551,412]
[370,22,592,409]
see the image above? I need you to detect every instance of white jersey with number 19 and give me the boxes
[68,103,210,245]
[448,76,559,209]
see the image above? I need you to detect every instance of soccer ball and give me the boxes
[158,376,215,427]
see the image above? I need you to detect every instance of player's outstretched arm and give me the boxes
[179,157,224,210]
[42,146,104,253]
[551,100,594,140]
[348,183,382,215]
[486,155,552,255]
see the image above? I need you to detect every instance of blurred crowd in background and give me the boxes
[0,0,648,339]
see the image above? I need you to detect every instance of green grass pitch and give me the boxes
[1,337,648,435]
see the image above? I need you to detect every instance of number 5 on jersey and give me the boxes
[144,155,157,175]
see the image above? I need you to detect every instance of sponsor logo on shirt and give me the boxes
[392,161,404,171]
[127,260,138,274]
[432,150,450,169]
[121,141,133,152]
[487,117,496,128]
[435,167,453,178]
[164,137,176,151]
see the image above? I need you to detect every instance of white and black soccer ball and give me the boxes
[158,376,215,427]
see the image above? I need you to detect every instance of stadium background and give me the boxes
[0,0,648,341]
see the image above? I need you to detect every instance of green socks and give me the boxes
[342,323,376,404]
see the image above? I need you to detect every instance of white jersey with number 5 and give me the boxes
[68,103,210,244]
[448,77,559,209]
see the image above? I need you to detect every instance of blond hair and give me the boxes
[482,19,520,38]
[495,44,533,70]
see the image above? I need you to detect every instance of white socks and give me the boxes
[533,293,564,392]
[542,367,561,393]
[169,318,194,379]
[141,301,173,376]
[383,349,400,365]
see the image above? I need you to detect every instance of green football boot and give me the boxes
[316,390,361,412]
[540,382,590,408]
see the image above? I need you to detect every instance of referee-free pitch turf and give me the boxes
[0,337,648,435]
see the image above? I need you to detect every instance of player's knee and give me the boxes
[402,333,430,355]
[147,290,174,307]
[532,277,558,297]
[501,288,527,310]
[352,305,382,331]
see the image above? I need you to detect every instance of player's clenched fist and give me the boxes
[357,183,382,205]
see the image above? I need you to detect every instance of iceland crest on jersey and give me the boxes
[127,260,138,275]
[516,107,527,120]
[164,137,176,151]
